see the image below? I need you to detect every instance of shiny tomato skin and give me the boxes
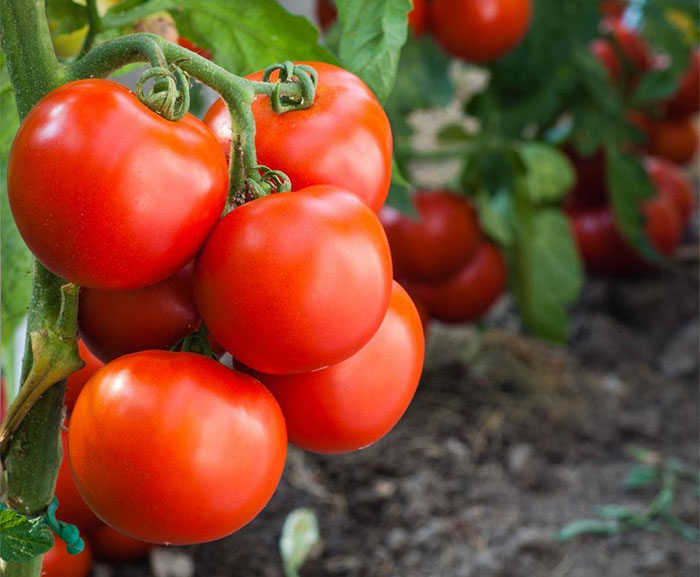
[430,0,532,63]
[664,50,700,119]
[54,428,100,531]
[41,535,92,577]
[90,524,154,562]
[78,263,200,363]
[379,191,482,282]
[68,351,287,545]
[8,79,228,289]
[204,62,392,212]
[647,117,699,165]
[257,281,424,454]
[194,186,393,375]
[413,243,507,324]
[65,341,103,413]
[645,156,695,223]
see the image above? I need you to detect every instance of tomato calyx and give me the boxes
[135,63,190,122]
[260,61,318,113]
[171,323,219,360]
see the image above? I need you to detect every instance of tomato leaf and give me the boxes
[335,0,412,103]
[46,0,88,35]
[518,143,575,205]
[279,508,320,577]
[385,158,415,215]
[511,205,584,343]
[0,510,54,562]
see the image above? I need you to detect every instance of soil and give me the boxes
[97,255,699,577]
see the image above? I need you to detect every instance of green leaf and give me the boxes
[511,206,584,343]
[519,142,575,205]
[0,510,54,562]
[625,465,660,490]
[385,159,415,215]
[280,508,320,577]
[46,0,88,35]
[335,0,411,102]
[594,505,637,520]
[476,187,514,246]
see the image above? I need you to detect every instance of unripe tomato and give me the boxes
[8,79,227,289]
[412,243,507,324]
[204,62,392,211]
[65,341,103,413]
[90,524,154,562]
[379,191,482,282]
[430,0,532,63]
[664,49,700,119]
[78,263,200,362]
[41,535,92,577]
[647,117,699,165]
[194,186,393,375]
[54,428,100,531]
[69,351,287,545]
[645,156,695,223]
[257,281,424,454]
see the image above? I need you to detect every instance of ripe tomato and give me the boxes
[664,49,700,119]
[8,79,228,289]
[204,62,392,211]
[590,38,622,81]
[412,243,507,324]
[78,263,200,362]
[564,147,609,207]
[316,0,336,30]
[567,196,682,274]
[379,191,482,282]
[257,281,424,454]
[647,117,699,165]
[68,351,287,545]
[41,535,91,577]
[316,0,427,36]
[645,156,695,223]
[604,17,652,73]
[54,428,100,531]
[194,186,392,375]
[430,0,532,63]
[65,341,103,413]
[599,0,626,18]
[90,524,154,562]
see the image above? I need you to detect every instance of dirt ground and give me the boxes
[98,246,699,577]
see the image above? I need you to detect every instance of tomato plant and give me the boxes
[40,536,91,577]
[664,49,700,118]
[65,341,103,413]
[194,185,393,375]
[90,524,154,562]
[78,263,200,362]
[8,79,228,290]
[69,351,287,544]
[647,117,699,165]
[257,281,424,454]
[645,156,695,223]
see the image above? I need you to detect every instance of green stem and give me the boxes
[80,0,103,56]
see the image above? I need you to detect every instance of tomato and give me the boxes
[316,0,336,31]
[430,0,532,63]
[316,0,427,36]
[590,38,622,81]
[564,147,609,207]
[567,196,682,274]
[41,535,91,577]
[664,49,700,119]
[90,524,154,562]
[257,281,424,454]
[65,341,103,413]
[78,263,200,363]
[204,62,392,211]
[647,117,699,165]
[68,351,287,545]
[604,17,652,73]
[645,156,695,224]
[599,0,626,18]
[411,243,507,324]
[8,79,228,289]
[193,185,393,375]
[54,428,100,531]
[379,191,482,282]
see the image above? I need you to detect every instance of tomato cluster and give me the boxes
[8,61,425,551]
[380,191,507,329]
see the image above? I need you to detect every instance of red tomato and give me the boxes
[177,36,212,60]
[647,117,699,164]
[90,524,154,562]
[567,196,682,274]
[316,0,336,31]
[645,156,695,223]
[257,281,424,454]
[65,341,103,413]
[54,428,100,531]
[664,49,700,119]
[604,17,652,73]
[193,186,393,375]
[41,535,91,577]
[564,147,609,207]
[316,0,427,36]
[8,79,228,289]
[204,62,392,211]
[430,0,532,63]
[599,0,626,18]
[379,191,482,282]
[78,263,200,362]
[412,243,507,324]
[68,351,287,545]
[590,38,622,81]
